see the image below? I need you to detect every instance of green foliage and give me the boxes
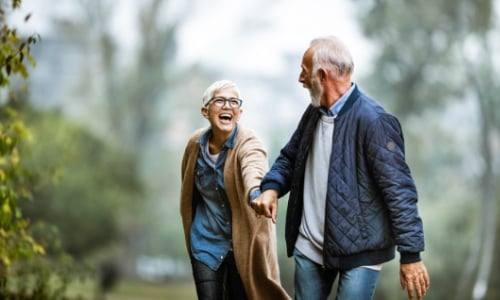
[3,249,92,300]
[0,0,42,278]
[19,107,144,258]
[354,0,492,116]
[5,103,145,297]
[0,1,90,299]
[0,2,39,87]
[0,106,44,271]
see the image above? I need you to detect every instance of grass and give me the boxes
[67,278,197,300]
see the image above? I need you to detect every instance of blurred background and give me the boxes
[1,0,499,299]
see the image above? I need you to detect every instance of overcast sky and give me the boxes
[14,0,373,78]
[175,0,373,76]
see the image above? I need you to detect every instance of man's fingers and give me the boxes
[400,275,406,290]
[416,266,430,299]
[252,201,273,218]
[251,190,279,222]
[406,281,415,300]
[403,279,429,300]
[424,272,430,290]
[412,280,428,300]
[414,282,423,299]
[271,205,277,224]
[264,205,275,219]
[400,262,430,299]
[419,277,429,298]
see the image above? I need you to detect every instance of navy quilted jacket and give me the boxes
[261,85,425,269]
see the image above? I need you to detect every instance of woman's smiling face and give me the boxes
[202,86,243,136]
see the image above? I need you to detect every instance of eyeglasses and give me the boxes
[206,97,243,108]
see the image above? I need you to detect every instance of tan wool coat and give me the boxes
[180,126,290,300]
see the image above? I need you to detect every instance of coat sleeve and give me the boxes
[226,127,291,300]
[238,131,269,203]
[364,113,425,262]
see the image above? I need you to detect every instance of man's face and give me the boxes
[299,48,322,107]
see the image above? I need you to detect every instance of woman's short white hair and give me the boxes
[202,80,241,106]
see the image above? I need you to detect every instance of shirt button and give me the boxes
[221,204,225,207]
[220,256,224,260]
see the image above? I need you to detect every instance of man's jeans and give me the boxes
[293,248,380,300]
[190,251,247,300]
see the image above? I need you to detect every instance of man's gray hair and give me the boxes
[310,36,354,78]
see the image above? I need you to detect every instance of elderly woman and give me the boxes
[180,80,290,300]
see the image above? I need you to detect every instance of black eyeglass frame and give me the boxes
[205,97,243,108]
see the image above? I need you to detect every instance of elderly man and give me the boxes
[251,36,430,300]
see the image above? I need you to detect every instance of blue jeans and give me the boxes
[293,248,380,300]
[190,251,247,300]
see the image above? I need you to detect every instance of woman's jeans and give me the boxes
[293,248,380,300]
[190,251,247,300]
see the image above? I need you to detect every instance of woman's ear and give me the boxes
[201,107,209,118]
[234,108,243,122]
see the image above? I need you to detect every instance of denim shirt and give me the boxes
[189,126,238,271]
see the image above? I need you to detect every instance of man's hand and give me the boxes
[250,189,279,223]
[400,261,430,300]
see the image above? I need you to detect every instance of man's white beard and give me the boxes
[309,77,323,107]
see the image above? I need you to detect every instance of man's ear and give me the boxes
[201,107,209,118]
[318,68,327,82]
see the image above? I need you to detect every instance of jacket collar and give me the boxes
[337,84,360,118]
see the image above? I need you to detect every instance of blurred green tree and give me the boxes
[64,0,205,267]
[18,106,144,260]
[0,0,42,284]
[354,0,499,299]
[0,0,86,298]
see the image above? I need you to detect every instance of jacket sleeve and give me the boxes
[364,113,425,262]
[261,105,314,197]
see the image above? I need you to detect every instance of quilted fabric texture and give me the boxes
[261,85,425,269]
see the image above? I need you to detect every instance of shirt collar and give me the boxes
[198,124,239,149]
[320,83,356,117]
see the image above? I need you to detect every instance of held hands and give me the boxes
[250,190,279,223]
[400,261,430,300]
